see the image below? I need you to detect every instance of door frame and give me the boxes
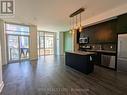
[6,34,30,63]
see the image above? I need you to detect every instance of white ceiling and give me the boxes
[2,0,127,32]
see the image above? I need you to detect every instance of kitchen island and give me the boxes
[65,51,96,74]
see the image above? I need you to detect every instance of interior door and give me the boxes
[7,35,20,62]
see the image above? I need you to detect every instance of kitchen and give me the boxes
[65,13,127,74]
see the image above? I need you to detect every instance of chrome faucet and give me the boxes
[99,45,102,50]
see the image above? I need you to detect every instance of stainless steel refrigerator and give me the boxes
[117,34,127,71]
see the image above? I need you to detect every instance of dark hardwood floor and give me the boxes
[1,55,127,95]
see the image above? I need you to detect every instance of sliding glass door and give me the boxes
[7,35,20,61]
[39,36,45,55]
[7,35,29,62]
[38,32,54,56]
[20,36,29,60]
[45,36,54,55]
[5,23,30,63]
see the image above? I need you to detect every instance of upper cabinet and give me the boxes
[117,14,127,34]
[81,19,117,44]
[80,13,127,44]
[95,20,117,43]
[81,26,96,44]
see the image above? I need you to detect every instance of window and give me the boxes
[5,23,29,35]
[38,31,54,55]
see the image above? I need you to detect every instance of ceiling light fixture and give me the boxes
[75,15,78,30]
[72,16,75,35]
[79,13,82,32]
[69,8,85,34]
[69,17,72,34]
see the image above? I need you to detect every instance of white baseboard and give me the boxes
[0,81,4,93]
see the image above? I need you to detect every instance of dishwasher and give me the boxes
[101,54,116,69]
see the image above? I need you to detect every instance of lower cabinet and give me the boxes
[65,52,95,74]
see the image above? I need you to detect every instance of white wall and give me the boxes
[55,32,64,55]
[29,25,38,60]
[0,30,4,93]
[59,32,64,55]
[54,32,58,55]
[0,19,7,65]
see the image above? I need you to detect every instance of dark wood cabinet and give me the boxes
[81,19,117,44]
[65,52,95,74]
[76,30,80,43]
[117,14,127,33]
[95,53,101,65]
[79,13,127,45]
[81,26,96,44]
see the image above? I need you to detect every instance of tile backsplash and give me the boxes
[102,44,116,51]
[80,43,116,51]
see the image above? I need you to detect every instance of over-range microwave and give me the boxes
[79,37,89,44]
